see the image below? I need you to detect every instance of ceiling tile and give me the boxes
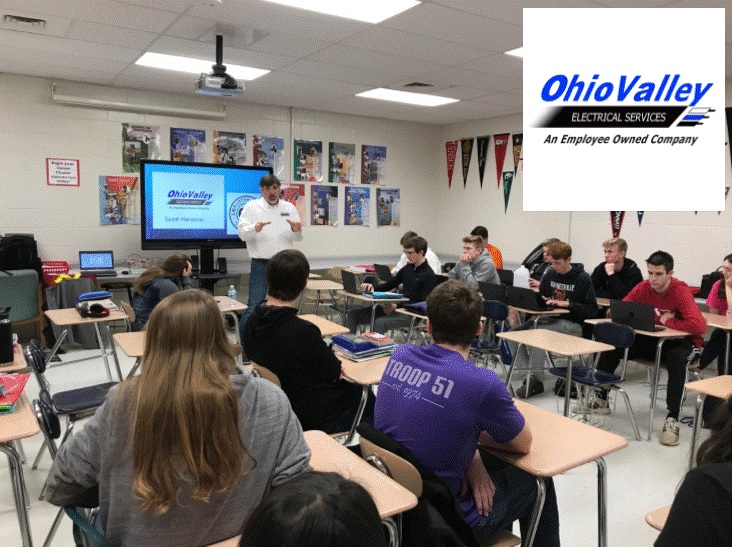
[310,44,442,77]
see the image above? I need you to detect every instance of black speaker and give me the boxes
[191,255,199,273]
[217,257,227,274]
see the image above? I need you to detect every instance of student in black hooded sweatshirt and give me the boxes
[242,249,373,433]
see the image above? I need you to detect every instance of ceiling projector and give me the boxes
[195,34,243,97]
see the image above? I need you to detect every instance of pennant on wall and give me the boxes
[720,187,730,215]
[460,138,474,188]
[637,211,644,226]
[502,171,514,213]
[512,133,523,175]
[446,140,458,189]
[610,211,625,238]
[494,133,510,188]
[476,135,490,188]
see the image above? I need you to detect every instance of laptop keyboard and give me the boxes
[83,270,118,277]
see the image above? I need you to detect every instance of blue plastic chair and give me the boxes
[470,300,511,374]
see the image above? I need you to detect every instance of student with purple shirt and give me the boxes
[375,280,560,545]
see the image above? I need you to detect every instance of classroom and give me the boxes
[1,1,731,546]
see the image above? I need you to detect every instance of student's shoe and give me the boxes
[659,417,680,446]
[516,376,544,398]
[572,398,610,415]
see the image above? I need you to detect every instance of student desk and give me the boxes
[700,312,732,375]
[304,429,418,519]
[393,308,427,343]
[299,314,349,337]
[684,375,732,469]
[585,318,688,440]
[510,306,569,329]
[496,329,613,416]
[1,347,40,547]
[339,355,391,444]
[644,504,670,531]
[596,297,612,309]
[299,279,343,315]
[340,292,409,332]
[213,296,248,343]
[44,307,127,382]
[481,400,628,547]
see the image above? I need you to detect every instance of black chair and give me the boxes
[496,269,514,286]
[25,339,117,472]
[470,300,510,375]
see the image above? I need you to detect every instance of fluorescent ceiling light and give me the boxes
[504,47,523,58]
[135,52,270,81]
[356,88,459,107]
[261,0,421,24]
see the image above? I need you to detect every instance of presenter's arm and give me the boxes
[237,202,257,242]
[286,203,303,242]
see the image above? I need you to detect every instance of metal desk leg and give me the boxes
[105,324,123,381]
[724,331,731,375]
[596,457,607,547]
[688,393,704,470]
[406,316,416,344]
[648,339,667,440]
[1,443,33,546]
[45,328,69,365]
[522,477,546,547]
[344,385,369,445]
[93,323,114,382]
[383,516,400,547]
[370,304,378,332]
[504,342,525,396]
[126,357,142,380]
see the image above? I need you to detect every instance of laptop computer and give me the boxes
[373,263,393,283]
[478,281,507,303]
[505,285,555,311]
[79,250,117,277]
[341,270,369,295]
[610,300,665,332]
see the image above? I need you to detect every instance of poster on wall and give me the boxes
[345,187,370,226]
[253,135,285,180]
[311,185,338,226]
[213,131,246,165]
[171,127,206,162]
[376,188,400,227]
[122,124,160,173]
[329,142,357,184]
[46,158,79,186]
[294,139,323,181]
[361,144,387,185]
[280,183,306,222]
[99,175,139,225]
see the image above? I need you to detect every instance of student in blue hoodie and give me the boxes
[511,241,598,398]
[242,249,373,433]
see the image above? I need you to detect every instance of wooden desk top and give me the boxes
[585,318,688,339]
[306,279,344,291]
[645,505,670,531]
[482,400,628,477]
[340,355,391,385]
[45,307,128,326]
[299,314,349,337]
[702,312,732,330]
[394,308,427,320]
[511,306,569,316]
[114,331,145,358]
[213,296,248,313]
[340,292,409,304]
[596,297,612,308]
[0,393,40,443]
[0,344,29,372]
[684,375,732,399]
[304,429,418,518]
[496,328,613,357]
[308,273,322,279]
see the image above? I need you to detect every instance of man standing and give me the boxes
[346,236,437,334]
[596,251,706,446]
[447,235,500,289]
[238,174,302,334]
[590,237,643,300]
[375,281,560,545]
[470,225,503,269]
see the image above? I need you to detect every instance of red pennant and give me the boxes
[494,133,509,188]
[460,138,474,188]
[610,211,625,238]
[512,133,523,175]
[446,140,458,189]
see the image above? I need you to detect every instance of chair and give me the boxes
[248,362,281,388]
[470,300,510,375]
[99,280,133,303]
[121,302,136,331]
[0,269,46,347]
[548,321,641,440]
[25,340,117,472]
[326,266,352,324]
[496,269,514,286]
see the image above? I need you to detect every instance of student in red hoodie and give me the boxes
[596,251,706,446]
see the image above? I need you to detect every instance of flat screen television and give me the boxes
[140,160,271,274]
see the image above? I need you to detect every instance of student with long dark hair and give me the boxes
[130,253,192,330]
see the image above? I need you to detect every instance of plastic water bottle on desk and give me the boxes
[513,265,530,288]
[227,285,237,300]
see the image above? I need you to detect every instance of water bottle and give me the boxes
[227,285,237,300]
[0,307,13,365]
[513,265,530,288]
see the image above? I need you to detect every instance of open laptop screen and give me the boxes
[79,251,114,270]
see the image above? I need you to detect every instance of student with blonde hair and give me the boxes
[130,252,192,330]
[46,289,310,546]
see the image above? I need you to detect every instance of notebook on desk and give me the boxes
[79,250,117,277]
[610,300,665,332]
[505,285,555,311]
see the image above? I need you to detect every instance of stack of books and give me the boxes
[0,372,30,414]
[332,333,397,362]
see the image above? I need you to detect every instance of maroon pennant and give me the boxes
[476,135,490,189]
[460,137,474,188]
[494,133,509,188]
[446,140,458,188]
[610,211,625,238]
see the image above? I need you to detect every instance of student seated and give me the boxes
[590,237,643,300]
[45,290,310,546]
[346,236,437,334]
[130,253,192,330]
[528,237,561,289]
[596,251,706,445]
[655,397,732,547]
[447,235,500,289]
[470,225,503,269]
[391,230,441,275]
[242,249,373,433]
[375,280,560,545]
[241,471,387,547]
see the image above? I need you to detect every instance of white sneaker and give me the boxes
[660,417,680,446]
[572,398,610,415]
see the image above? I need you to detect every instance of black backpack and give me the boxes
[0,234,43,277]
[698,268,723,299]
